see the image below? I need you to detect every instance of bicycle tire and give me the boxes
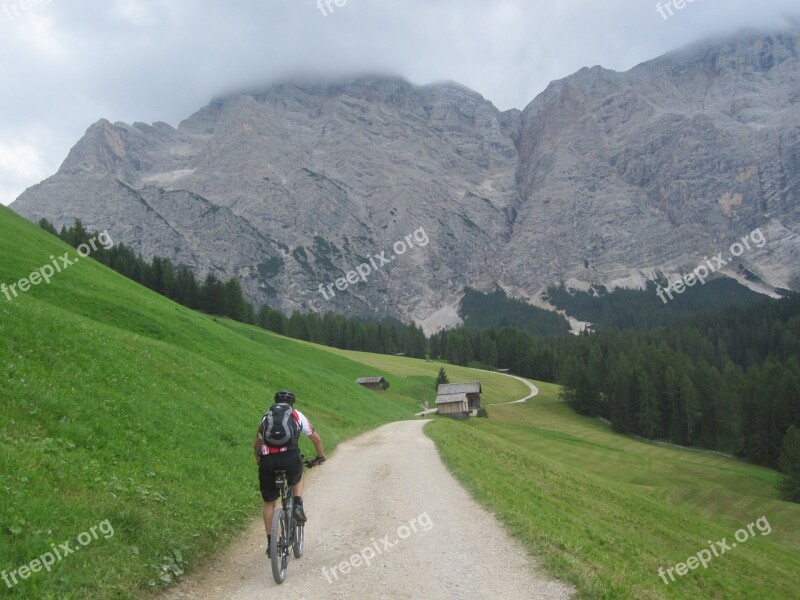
[293,522,304,558]
[270,507,289,583]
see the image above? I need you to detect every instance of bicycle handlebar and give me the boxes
[303,456,326,469]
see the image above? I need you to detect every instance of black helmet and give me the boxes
[274,390,296,405]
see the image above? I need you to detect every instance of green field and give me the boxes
[295,347,800,597]
[2,203,798,599]
[323,347,530,406]
[426,381,800,599]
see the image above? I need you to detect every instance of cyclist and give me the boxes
[254,390,325,555]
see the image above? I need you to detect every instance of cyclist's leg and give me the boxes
[263,500,277,534]
[286,452,306,521]
[286,451,303,494]
[258,458,280,535]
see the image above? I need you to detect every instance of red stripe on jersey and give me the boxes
[261,444,289,455]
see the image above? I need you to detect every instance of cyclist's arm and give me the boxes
[297,410,325,459]
[253,424,264,465]
[308,430,325,459]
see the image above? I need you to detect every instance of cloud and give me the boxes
[0,138,51,201]
[1,0,798,205]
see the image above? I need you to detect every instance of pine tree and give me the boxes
[665,366,683,444]
[435,367,449,390]
[608,356,637,433]
[559,355,598,416]
[638,371,660,438]
[148,256,170,295]
[694,362,721,447]
[480,332,498,367]
[778,425,800,503]
[287,311,311,341]
[38,218,58,236]
[173,267,200,308]
[679,374,700,445]
[321,312,338,346]
[411,325,427,358]
[258,306,286,334]
[67,219,92,248]
[200,273,227,316]
[222,278,247,321]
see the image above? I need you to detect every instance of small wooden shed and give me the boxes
[435,382,482,418]
[356,376,389,390]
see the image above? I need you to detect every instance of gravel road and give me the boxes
[495,374,539,404]
[162,419,575,599]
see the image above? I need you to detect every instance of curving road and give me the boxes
[494,373,539,404]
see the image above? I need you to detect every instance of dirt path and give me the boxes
[162,420,574,599]
[494,374,539,404]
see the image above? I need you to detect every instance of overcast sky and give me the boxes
[1,0,798,206]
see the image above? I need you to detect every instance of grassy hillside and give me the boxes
[0,206,457,598]
[427,381,800,599]
[5,201,797,599]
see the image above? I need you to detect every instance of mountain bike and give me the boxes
[270,456,323,584]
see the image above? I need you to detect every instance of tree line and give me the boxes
[545,279,765,330]
[41,218,256,322]
[557,309,800,468]
[431,294,800,499]
[43,219,799,499]
[254,304,427,358]
[460,287,570,335]
[41,219,427,358]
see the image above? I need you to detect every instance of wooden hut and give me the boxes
[356,376,389,390]
[435,382,482,418]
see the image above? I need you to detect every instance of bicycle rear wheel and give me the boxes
[293,522,304,558]
[270,508,290,583]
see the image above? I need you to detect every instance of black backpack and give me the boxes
[262,403,300,448]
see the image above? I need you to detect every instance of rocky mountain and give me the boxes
[12,29,800,332]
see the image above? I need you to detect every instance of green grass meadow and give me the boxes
[322,347,530,407]
[426,381,800,599]
[291,350,800,598]
[2,203,798,599]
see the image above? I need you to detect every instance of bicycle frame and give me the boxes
[278,471,299,544]
[270,457,318,583]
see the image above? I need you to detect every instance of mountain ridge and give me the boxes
[12,28,800,332]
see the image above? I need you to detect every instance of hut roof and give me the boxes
[356,376,386,384]
[437,382,481,395]
[435,392,469,405]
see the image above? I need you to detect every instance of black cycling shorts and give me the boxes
[259,450,302,502]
